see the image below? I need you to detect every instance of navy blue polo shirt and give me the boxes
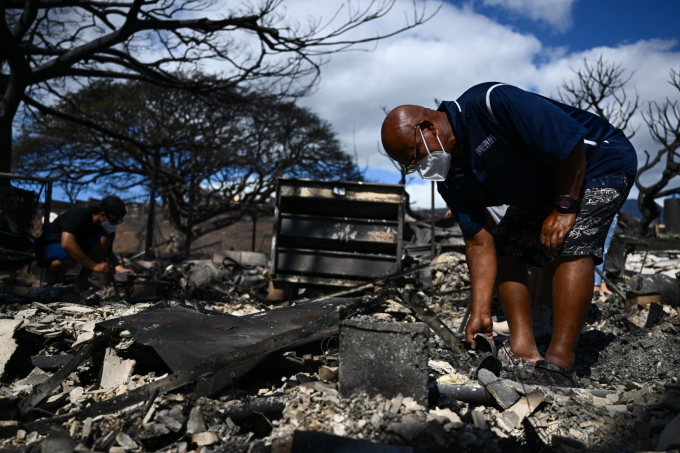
[437,82,638,239]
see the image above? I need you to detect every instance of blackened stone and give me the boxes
[339,320,429,405]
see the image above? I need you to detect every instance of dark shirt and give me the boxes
[36,207,112,249]
[437,82,638,239]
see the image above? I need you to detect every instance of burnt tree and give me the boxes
[14,78,363,246]
[1,0,436,173]
[558,56,639,139]
[635,69,680,229]
[559,58,680,231]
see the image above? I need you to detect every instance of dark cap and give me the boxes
[101,195,126,217]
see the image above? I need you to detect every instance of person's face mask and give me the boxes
[414,126,451,182]
[101,214,120,233]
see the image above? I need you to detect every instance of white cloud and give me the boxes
[405,179,450,209]
[480,0,578,32]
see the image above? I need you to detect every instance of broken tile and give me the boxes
[428,407,463,429]
[186,406,206,434]
[144,423,170,436]
[402,396,425,413]
[69,387,84,404]
[318,365,338,382]
[568,428,584,440]
[56,306,95,314]
[428,360,456,376]
[72,331,95,348]
[116,432,138,449]
[605,405,629,415]
[298,381,338,397]
[478,368,520,409]
[157,413,182,432]
[100,348,135,390]
[192,431,218,446]
[81,418,92,441]
[471,409,487,430]
[498,390,546,431]
[390,393,404,416]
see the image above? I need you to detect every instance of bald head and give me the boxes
[381,105,427,163]
[381,104,456,167]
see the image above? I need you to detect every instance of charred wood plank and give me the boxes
[19,329,116,415]
[24,300,362,433]
[402,291,464,354]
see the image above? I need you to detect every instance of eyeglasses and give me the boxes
[104,214,125,225]
[404,125,422,174]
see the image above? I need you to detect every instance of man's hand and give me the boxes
[115,265,134,274]
[92,262,110,274]
[465,311,493,348]
[540,211,576,256]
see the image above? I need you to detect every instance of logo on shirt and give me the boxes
[475,134,496,156]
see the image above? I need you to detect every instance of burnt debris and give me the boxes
[0,185,679,453]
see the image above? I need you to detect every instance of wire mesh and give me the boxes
[0,175,51,238]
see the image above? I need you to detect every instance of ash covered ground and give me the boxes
[0,251,678,453]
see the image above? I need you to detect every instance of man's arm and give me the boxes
[541,138,586,256]
[464,215,497,347]
[107,250,134,274]
[61,232,109,274]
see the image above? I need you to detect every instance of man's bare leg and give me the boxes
[47,258,77,285]
[75,235,110,288]
[496,256,542,361]
[545,256,594,370]
[533,261,556,309]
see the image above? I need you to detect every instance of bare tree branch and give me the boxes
[557,55,639,139]
[2,0,438,173]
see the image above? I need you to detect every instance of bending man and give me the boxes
[36,195,133,290]
[380,83,637,386]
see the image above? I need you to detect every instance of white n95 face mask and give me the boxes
[101,220,118,234]
[416,127,451,182]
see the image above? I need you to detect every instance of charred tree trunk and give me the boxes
[0,117,12,175]
[0,73,28,174]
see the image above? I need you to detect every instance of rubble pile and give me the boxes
[0,250,678,452]
[430,252,470,293]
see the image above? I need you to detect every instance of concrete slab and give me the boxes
[339,320,429,405]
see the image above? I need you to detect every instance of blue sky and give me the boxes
[470,1,680,52]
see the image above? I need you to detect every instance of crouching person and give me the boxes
[35,195,133,290]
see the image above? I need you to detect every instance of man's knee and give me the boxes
[99,233,111,247]
[49,258,75,272]
[555,255,594,271]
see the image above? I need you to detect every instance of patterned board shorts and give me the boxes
[493,186,629,267]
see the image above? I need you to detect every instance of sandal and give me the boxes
[522,360,577,388]
[497,339,539,371]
